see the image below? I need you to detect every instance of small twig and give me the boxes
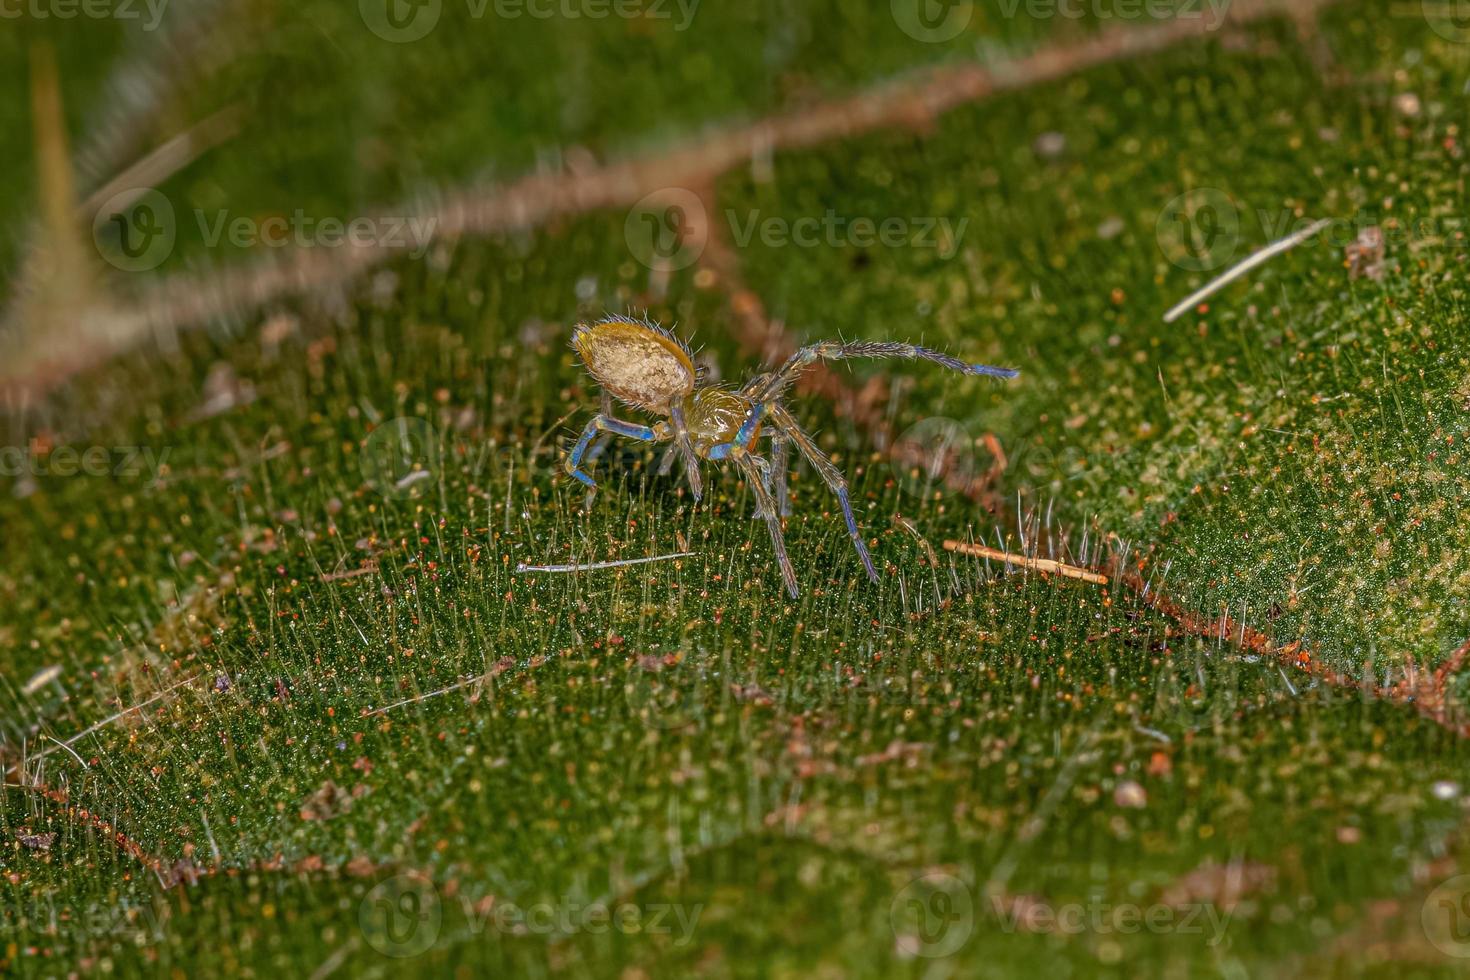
[1163,217,1332,323]
[309,935,361,980]
[21,664,62,695]
[320,562,378,583]
[367,674,483,716]
[943,540,1108,585]
[78,105,243,217]
[516,551,695,574]
[26,673,201,763]
[42,734,87,768]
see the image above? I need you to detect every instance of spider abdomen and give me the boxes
[572,315,695,414]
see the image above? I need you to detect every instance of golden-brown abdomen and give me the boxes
[572,316,696,414]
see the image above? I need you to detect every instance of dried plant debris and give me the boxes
[1345,225,1385,281]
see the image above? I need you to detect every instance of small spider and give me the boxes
[564,314,1018,597]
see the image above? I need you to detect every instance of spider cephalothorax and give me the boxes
[565,313,1018,597]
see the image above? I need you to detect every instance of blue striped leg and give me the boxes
[581,393,616,509]
[565,415,659,491]
[706,403,782,517]
[706,402,767,462]
[767,404,878,584]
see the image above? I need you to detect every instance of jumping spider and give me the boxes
[565,314,1018,597]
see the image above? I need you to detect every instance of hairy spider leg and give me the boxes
[768,404,878,584]
[582,392,616,508]
[667,401,705,501]
[566,415,663,489]
[747,340,1019,401]
[704,403,791,519]
[766,431,791,517]
[734,453,799,598]
[582,393,616,467]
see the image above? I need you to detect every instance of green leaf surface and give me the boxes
[4,1,1470,976]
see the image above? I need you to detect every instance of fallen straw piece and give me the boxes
[1162,217,1332,323]
[515,551,695,574]
[943,540,1108,585]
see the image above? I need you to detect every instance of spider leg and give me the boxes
[748,340,1018,402]
[767,403,878,584]
[766,431,792,518]
[667,401,705,502]
[738,371,776,395]
[565,414,662,491]
[734,452,799,598]
[582,392,616,509]
[583,393,616,467]
[705,403,766,462]
[706,404,781,517]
